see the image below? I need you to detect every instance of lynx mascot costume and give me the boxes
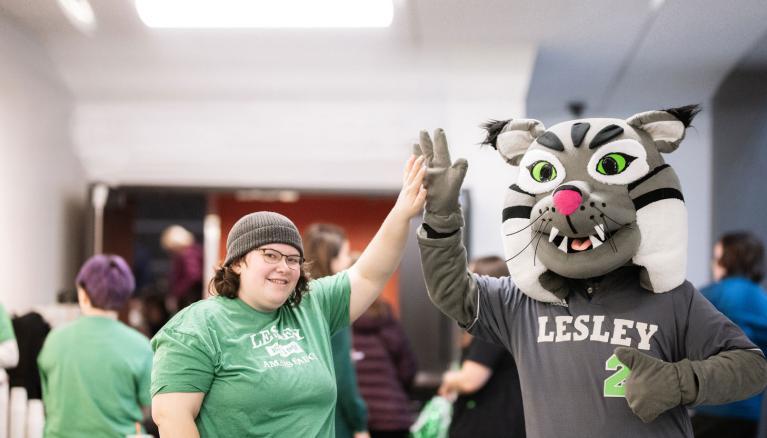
[416,105,767,437]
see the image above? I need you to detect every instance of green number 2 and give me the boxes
[603,354,630,398]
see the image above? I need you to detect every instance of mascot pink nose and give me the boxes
[552,189,582,216]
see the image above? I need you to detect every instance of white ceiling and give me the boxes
[1,0,766,188]
[3,0,764,108]
[526,0,767,121]
[0,0,560,100]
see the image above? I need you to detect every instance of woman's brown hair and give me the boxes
[208,254,312,307]
[303,223,347,279]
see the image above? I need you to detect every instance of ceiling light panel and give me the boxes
[135,0,394,28]
[57,0,97,34]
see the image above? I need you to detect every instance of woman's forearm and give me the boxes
[356,207,411,286]
[348,155,426,321]
[348,208,411,320]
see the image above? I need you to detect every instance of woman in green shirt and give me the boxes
[151,155,426,437]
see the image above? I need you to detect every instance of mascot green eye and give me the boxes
[596,153,636,175]
[528,161,557,182]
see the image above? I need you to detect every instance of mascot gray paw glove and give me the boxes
[614,347,696,423]
[414,129,468,233]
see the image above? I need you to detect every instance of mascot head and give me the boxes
[482,105,700,303]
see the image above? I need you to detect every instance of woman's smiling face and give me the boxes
[233,243,302,312]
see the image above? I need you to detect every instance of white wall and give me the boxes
[0,13,532,312]
[73,96,524,261]
[712,62,767,281]
[443,100,524,259]
[71,48,535,262]
[0,17,86,312]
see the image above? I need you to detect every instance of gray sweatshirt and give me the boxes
[473,272,756,438]
[418,228,758,438]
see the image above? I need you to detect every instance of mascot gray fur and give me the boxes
[415,106,767,437]
[490,106,693,303]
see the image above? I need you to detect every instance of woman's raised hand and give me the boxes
[391,154,427,220]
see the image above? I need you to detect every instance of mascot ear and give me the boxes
[626,104,701,153]
[481,119,545,165]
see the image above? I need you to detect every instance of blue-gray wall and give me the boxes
[712,40,767,259]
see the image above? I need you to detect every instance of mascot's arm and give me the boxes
[615,347,767,423]
[414,129,477,327]
[417,225,477,327]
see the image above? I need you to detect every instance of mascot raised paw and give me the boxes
[415,105,767,437]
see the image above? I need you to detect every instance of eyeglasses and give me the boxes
[256,248,303,269]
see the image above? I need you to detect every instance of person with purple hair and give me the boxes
[38,254,153,438]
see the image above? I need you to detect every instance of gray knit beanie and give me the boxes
[224,211,303,266]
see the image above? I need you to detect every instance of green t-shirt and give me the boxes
[0,303,15,343]
[151,271,351,438]
[38,316,153,438]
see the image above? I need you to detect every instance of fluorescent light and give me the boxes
[57,0,97,34]
[135,0,393,28]
[649,0,666,11]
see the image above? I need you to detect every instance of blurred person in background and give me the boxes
[38,254,153,438]
[305,223,370,438]
[142,291,171,337]
[438,255,525,438]
[693,231,767,438]
[161,224,204,313]
[150,155,426,437]
[353,296,417,437]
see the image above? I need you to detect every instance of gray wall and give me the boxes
[712,43,767,265]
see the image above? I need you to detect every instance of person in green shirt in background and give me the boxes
[38,254,153,438]
[151,154,426,438]
[0,302,19,369]
[304,223,370,438]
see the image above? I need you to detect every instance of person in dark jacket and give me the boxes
[694,231,767,438]
[160,225,204,312]
[353,299,417,438]
[439,256,525,438]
